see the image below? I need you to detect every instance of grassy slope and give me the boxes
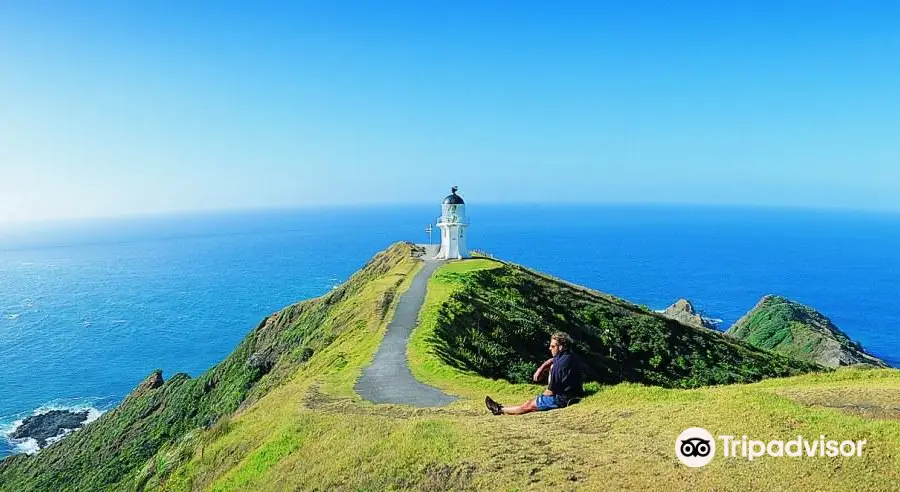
[727,295,888,368]
[0,242,425,491]
[405,260,900,490]
[153,246,482,491]
[165,257,900,491]
[413,259,820,388]
[4,250,900,491]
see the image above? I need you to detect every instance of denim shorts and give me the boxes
[535,394,563,411]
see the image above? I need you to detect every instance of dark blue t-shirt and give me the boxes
[548,350,583,405]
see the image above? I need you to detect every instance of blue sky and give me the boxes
[1,1,898,222]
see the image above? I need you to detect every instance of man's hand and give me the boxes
[532,358,554,382]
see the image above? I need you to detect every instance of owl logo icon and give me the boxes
[680,437,712,457]
[676,428,716,467]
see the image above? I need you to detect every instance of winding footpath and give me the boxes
[355,245,457,407]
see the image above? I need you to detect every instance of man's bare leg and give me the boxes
[501,398,538,415]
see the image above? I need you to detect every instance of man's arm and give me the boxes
[533,358,554,382]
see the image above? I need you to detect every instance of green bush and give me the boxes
[428,265,821,389]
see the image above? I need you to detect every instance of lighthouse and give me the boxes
[434,186,470,260]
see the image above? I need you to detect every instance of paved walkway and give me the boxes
[355,244,457,407]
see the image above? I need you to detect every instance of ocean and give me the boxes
[2,204,899,457]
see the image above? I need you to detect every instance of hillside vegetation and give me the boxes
[2,244,899,491]
[416,258,819,388]
[0,242,422,491]
[727,295,888,368]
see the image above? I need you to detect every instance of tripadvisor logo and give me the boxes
[676,428,716,467]
[676,427,867,467]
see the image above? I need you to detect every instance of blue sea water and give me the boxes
[2,204,899,457]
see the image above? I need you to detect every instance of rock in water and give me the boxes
[727,295,889,369]
[662,299,717,330]
[10,410,91,448]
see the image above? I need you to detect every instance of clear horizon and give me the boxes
[4,200,900,231]
[2,2,898,223]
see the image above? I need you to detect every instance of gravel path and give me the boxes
[354,244,457,407]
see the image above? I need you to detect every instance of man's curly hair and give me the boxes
[551,331,573,351]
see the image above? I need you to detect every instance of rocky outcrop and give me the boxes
[727,295,888,369]
[131,370,164,398]
[662,299,717,330]
[9,410,90,448]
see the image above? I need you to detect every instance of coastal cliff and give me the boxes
[0,242,422,491]
[3,244,899,491]
[727,295,888,369]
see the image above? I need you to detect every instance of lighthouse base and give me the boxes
[433,245,469,260]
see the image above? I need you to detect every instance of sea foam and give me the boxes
[0,399,109,456]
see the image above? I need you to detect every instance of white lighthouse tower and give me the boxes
[433,186,469,260]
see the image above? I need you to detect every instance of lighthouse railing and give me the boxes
[436,215,469,225]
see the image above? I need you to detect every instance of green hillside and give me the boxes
[2,243,899,491]
[0,242,423,491]
[727,295,888,368]
[414,257,818,388]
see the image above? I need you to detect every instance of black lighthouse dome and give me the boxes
[442,186,465,205]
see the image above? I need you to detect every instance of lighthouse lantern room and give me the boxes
[434,186,469,260]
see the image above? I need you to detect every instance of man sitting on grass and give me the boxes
[485,331,583,415]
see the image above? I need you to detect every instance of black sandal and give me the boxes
[485,396,503,415]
